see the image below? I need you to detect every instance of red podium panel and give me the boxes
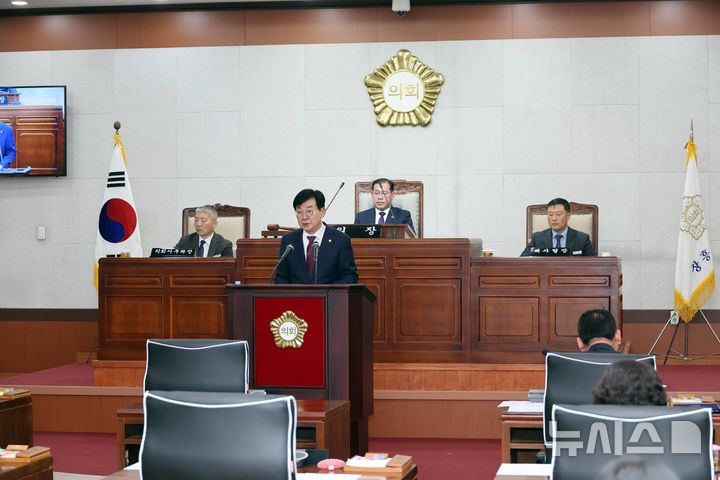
[254,297,325,388]
[228,284,375,455]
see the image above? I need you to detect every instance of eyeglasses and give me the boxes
[296,207,318,218]
[372,190,391,197]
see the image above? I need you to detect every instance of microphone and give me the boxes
[324,182,345,212]
[269,244,294,284]
[312,241,320,284]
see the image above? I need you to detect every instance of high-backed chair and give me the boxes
[182,204,250,245]
[355,180,424,237]
[551,404,713,480]
[543,352,656,447]
[526,202,598,252]
[141,391,297,480]
[144,339,249,393]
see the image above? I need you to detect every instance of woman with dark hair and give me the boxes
[593,360,667,406]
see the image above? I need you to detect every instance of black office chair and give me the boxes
[543,352,656,448]
[140,391,297,480]
[144,339,249,393]
[550,404,713,480]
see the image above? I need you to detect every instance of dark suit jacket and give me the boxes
[275,226,358,284]
[354,206,414,233]
[521,227,595,257]
[587,342,618,353]
[174,232,234,257]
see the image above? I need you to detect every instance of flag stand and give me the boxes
[648,309,720,364]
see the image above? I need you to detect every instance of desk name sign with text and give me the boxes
[333,224,383,238]
[529,247,583,256]
[150,248,195,257]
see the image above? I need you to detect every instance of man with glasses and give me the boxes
[275,189,358,284]
[521,197,595,256]
[354,178,414,233]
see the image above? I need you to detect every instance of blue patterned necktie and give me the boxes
[378,211,386,224]
[198,239,206,257]
[554,234,562,249]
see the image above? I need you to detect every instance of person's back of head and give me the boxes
[577,309,620,351]
[594,456,680,480]
[593,360,667,406]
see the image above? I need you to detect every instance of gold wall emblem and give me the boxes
[680,195,707,240]
[270,311,308,349]
[364,49,444,127]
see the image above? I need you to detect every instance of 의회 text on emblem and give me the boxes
[364,49,444,127]
[270,311,308,349]
[680,195,706,240]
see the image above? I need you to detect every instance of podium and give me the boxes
[227,284,375,455]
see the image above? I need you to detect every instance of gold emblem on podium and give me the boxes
[270,311,308,349]
[364,49,444,127]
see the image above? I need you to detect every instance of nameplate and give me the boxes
[332,224,383,238]
[529,247,579,256]
[150,248,195,257]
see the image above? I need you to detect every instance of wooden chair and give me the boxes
[526,202,598,252]
[182,204,251,243]
[354,180,424,237]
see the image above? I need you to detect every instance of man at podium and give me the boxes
[174,205,234,257]
[521,197,595,256]
[0,121,16,168]
[354,178,414,234]
[275,189,358,284]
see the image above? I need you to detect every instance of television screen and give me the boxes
[0,86,67,177]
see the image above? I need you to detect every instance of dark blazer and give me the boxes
[354,206,414,233]
[521,227,595,257]
[174,232,234,257]
[275,226,358,284]
[587,343,618,353]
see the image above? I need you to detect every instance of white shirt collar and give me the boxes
[303,224,326,256]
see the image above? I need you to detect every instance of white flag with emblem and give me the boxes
[93,133,143,288]
[674,136,715,322]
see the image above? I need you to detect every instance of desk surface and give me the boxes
[0,456,53,480]
[102,464,418,480]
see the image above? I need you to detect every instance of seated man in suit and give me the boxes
[577,309,621,353]
[521,197,595,256]
[174,205,234,257]
[275,189,358,284]
[354,178,414,233]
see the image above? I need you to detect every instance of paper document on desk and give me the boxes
[498,400,544,414]
[298,475,361,479]
[496,463,552,476]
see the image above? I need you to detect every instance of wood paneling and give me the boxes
[246,8,378,45]
[0,106,65,175]
[117,11,246,48]
[0,320,97,375]
[471,257,622,363]
[512,2,650,39]
[32,394,140,433]
[1,2,720,52]
[93,360,146,387]
[98,258,236,360]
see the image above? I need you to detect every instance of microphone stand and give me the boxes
[312,242,319,284]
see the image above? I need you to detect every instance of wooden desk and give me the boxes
[98,258,236,360]
[97,248,621,364]
[116,399,351,469]
[102,464,417,480]
[500,398,720,463]
[0,394,33,448]
[0,456,53,480]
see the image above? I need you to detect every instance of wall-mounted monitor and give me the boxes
[0,86,67,177]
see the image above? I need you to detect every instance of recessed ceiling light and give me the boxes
[11,1,29,5]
